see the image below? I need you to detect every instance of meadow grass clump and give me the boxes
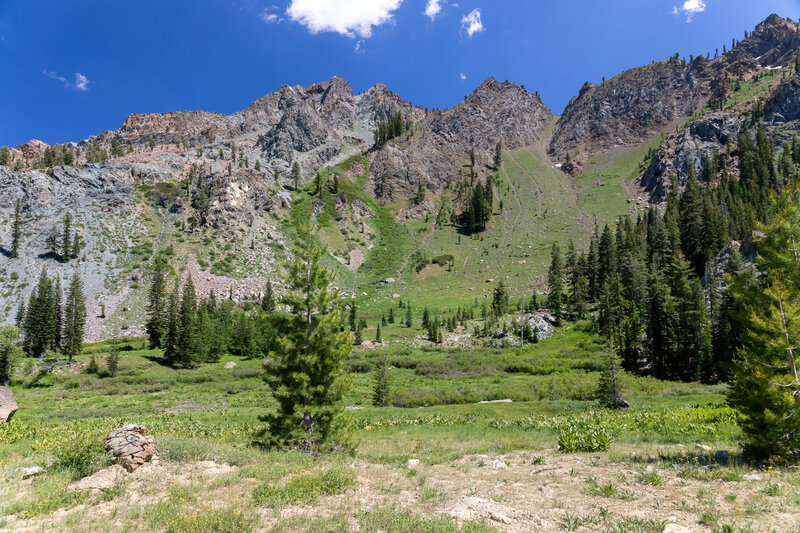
[253,467,355,508]
[358,508,498,533]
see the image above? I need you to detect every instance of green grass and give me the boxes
[253,467,356,508]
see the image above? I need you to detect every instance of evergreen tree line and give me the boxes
[145,261,277,368]
[47,212,82,262]
[373,113,408,148]
[544,128,800,384]
[17,269,86,363]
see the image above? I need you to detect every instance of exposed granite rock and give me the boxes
[369,77,553,201]
[0,386,18,423]
[105,424,159,472]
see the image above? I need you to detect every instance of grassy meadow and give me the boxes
[2,320,798,532]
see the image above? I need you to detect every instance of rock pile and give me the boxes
[105,424,158,472]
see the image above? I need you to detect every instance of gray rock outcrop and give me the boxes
[0,386,18,423]
[105,424,159,472]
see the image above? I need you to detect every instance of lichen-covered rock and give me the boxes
[0,386,18,423]
[105,424,158,472]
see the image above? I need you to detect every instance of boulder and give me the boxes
[224,361,237,369]
[360,340,375,349]
[0,386,17,423]
[21,466,44,479]
[105,424,159,472]
[73,465,125,491]
[715,450,730,464]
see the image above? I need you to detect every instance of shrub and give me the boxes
[557,422,611,453]
[253,467,355,507]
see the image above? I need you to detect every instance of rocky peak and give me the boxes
[730,14,800,66]
[549,57,701,160]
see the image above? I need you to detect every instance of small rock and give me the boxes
[360,340,375,349]
[664,523,691,533]
[224,362,237,369]
[0,386,18,423]
[478,399,512,404]
[715,450,730,464]
[344,406,365,411]
[491,459,507,470]
[21,466,44,479]
[490,512,512,524]
[383,278,396,284]
[696,444,713,452]
[743,473,762,481]
[392,294,400,299]
[407,459,420,467]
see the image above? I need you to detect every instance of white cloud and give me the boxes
[459,72,467,80]
[355,39,364,53]
[74,73,89,92]
[461,8,483,37]
[260,5,281,23]
[425,0,443,20]
[286,0,402,38]
[672,0,706,22]
[43,70,66,84]
[44,70,90,91]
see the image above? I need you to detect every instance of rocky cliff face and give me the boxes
[368,77,553,205]
[550,14,800,164]
[549,57,707,160]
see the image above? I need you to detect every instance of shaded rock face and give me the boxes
[368,77,553,202]
[105,424,158,472]
[551,15,800,161]
[550,58,704,160]
[641,112,745,203]
[0,386,17,422]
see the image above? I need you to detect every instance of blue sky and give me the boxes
[1,0,799,147]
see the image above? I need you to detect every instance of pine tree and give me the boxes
[388,306,395,324]
[63,272,86,363]
[493,141,502,170]
[547,243,565,325]
[728,193,800,460]
[146,260,168,349]
[375,322,382,343]
[492,281,509,316]
[52,277,63,351]
[596,350,629,409]
[15,301,25,328]
[174,276,198,368]
[0,326,22,386]
[23,269,57,358]
[422,307,430,329]
[262,280,276,312]
[405,303,412,327]
[372,353,390,407]
[163,284,180,363]
[61,213,72,262]
[261,226,353,452]
[107,337,119,377]
[10,199,21,258]
[292,161,301,190]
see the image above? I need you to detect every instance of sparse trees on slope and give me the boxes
[261,225,353,452]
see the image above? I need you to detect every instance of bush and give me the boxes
[48,431,108,478]
[557,422,611,453]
